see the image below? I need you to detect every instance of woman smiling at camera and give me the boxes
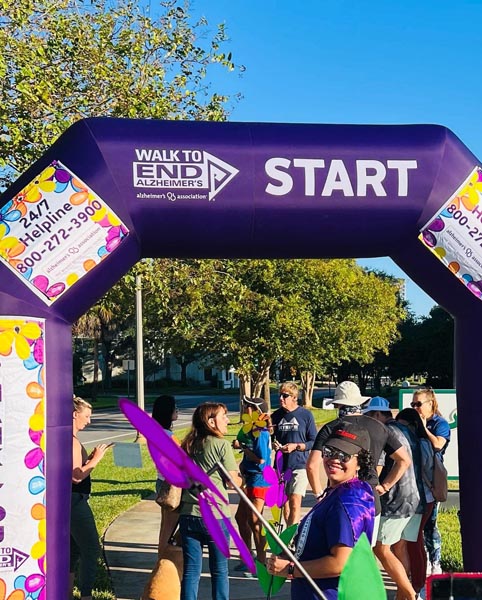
[267,423,375,600]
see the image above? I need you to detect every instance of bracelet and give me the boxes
[287,561,295,579]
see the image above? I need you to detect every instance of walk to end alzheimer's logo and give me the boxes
[133,148,239,202]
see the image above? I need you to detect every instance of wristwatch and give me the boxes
[287,562,296,579]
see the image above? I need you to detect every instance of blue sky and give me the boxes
[188,0,482,317]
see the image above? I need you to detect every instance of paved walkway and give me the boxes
[103,490,399,599]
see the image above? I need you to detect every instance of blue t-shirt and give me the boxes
[240,429,271,488]
[291,479,375,600]
[271,406,317,471]
[427,413,450,456]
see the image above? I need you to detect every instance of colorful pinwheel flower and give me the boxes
[241,410,268,438]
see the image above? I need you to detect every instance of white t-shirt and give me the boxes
[157,428,174,480]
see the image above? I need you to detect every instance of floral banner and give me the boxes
[0,317,46,599]
[419,167,482,299]
[0,161,129,305]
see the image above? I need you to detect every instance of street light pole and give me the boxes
[135,274,145,413]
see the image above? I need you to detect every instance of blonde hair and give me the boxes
[73,396,92,413]
[413,388,441,416]
[280,381,299,398]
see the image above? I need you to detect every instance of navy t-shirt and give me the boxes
[271,406,317,471]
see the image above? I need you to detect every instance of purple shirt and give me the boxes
[291,479,374,600]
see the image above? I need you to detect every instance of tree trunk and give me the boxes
[301,371,316,407]
[180,361,188,386]
[263,378,271,412]
[252,360,271,397]
[238,373,251,422]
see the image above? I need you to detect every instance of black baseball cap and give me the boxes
[325,422,370,454]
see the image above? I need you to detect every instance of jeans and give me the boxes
[70,493,100,596]
[179,514,229,600]
[424,501,442,563]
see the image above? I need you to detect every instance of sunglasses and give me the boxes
[279,392,291,399]
[321,445,357,464]
[410,399,431,408]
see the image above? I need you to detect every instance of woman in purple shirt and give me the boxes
[266,422,375,600]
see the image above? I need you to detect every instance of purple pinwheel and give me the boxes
[118,398,256,573]
[263,450,292,508]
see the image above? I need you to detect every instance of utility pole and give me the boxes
[135,274,145,412]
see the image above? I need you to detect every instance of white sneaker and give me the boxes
[431,561,443,575]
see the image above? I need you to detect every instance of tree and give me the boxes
[386,306,454,387]
[288,260,405,404]
[416,306,454,387]
[0,0,241,187]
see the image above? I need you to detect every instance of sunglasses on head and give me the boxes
[279,392,291,399]
[321,445,357,464]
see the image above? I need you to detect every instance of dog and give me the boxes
[141,542,183,600]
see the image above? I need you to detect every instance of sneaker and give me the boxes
[431,561,443,575]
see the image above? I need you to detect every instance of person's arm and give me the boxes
[425,428,447,451]
[376,445,411,495]
[221,440,243,488]
[421,417,449,451]
[72,438,111,483]
[269,544,352,579]
[306,421,337,498]
[303,412,318,453]
[306,449,324,498]
[227,470,243,488]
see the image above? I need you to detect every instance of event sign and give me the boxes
[419,167,482,300]
[0,161,129,305]
[399,389,458,479]
[0,317,47,598]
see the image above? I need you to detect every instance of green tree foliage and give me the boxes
[288,260,405,403]
[387,306,454,387]
[0,0,241,187]
[84,259,404,403]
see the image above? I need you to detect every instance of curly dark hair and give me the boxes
[357,449,373,481]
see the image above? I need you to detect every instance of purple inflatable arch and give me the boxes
[0,118,480,596]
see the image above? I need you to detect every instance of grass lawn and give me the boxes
[75,407,463,598]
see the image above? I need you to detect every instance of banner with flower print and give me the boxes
[0,317,46,600]
[0,160,129,305]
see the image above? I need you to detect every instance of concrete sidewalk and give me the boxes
[103,490,398,600]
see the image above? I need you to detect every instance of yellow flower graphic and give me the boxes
[241,410,268,438]
[0,319,42,360]
[24,165,56,203]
